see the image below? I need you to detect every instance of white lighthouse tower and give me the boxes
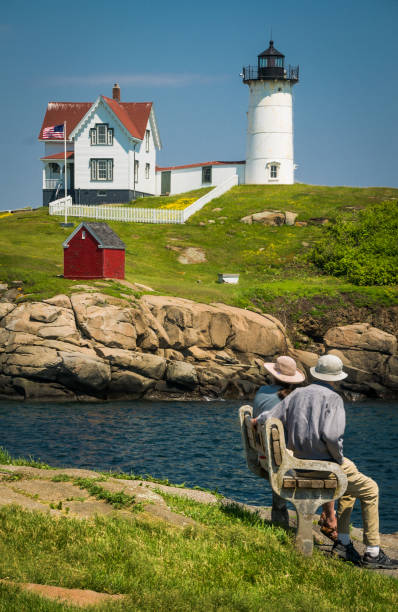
[243,40,299,185]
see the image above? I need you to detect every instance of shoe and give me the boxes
[332,540,362,566]
[362,549,398,570]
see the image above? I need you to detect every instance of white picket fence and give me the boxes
[48,174,238,224]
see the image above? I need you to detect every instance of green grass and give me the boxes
[0,184,397,311]
[0,499,396,611]
[0,447,52,470]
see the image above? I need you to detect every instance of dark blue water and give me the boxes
[0,400,397,533]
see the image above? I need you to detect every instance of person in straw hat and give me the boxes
[253,353,398,569]
[252,355,305,527]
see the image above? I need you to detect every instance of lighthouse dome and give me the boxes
[258,40,285,78]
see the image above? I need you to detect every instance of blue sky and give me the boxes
[0,0,397,210]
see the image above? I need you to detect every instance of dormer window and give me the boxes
[90,124,113,146]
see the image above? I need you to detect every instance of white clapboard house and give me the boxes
[39,84,161,205]
[39,40,299,205]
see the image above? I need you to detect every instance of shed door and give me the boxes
[161,171,171,195]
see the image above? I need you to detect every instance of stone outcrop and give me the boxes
[0,292,290,401]
[0,293,396,401]
[291,324,398,400]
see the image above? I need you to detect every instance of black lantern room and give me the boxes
[242,40,299,83]
[258,40,285,78]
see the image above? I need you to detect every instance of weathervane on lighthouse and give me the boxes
[242,39,299,185]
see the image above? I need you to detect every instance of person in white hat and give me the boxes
[253,353,398,569]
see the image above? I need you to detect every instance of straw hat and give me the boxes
[310,354,348,381]
[264,356,305,384]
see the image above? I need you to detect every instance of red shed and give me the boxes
[63,222,125,279]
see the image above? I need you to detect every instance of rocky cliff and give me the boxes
[0,292,397,402]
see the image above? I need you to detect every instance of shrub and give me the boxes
[310,201,398,285]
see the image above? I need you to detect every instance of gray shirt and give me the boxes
[256,383,346,464]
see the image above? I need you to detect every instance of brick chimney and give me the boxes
[112,83,120,102]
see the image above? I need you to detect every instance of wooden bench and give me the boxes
[239,405,348,556]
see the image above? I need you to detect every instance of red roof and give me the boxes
[41,151,74,160]
[156,160,246,172]
[39,98,152,141]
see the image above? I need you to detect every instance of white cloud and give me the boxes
[50,73,229,87]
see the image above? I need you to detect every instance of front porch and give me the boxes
[41,151,74,204]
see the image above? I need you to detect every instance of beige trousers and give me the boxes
[337,457,379,546]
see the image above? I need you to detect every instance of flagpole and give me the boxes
[64,121,67,225]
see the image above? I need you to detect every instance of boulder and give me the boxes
[71,293,137,350]
[240,215,253,225]
[1,302,78,341]
[29,303,60,324]
[58,352,111,393]
[12,378,76,401]
[109,369,155,397]
[0,345,61,380]
[251,210,285,226]
[285,211,298,226]
[44,295,72,309]
[0,303,16,320]
[178,247,207,264]
[325,323,397,355]
[324,323,398,396]
[95,347,166,380]
[166,361,198,389]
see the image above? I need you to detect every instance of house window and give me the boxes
[270,164,278,179]
[145,163,150,179]
[82,231,86,239]
[134,160,139,182]
[90,124,113,145]
[202,166,212,184]
[90,159,113,181]
[145,130,150,153]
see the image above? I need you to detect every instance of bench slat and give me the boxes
[272,440,282,466]
[282,477,338,489]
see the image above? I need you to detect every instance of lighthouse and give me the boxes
[242,40,299,185]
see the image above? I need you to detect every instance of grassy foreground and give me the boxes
[0,184,397,307]
[0,498,397,611]
[0,450,397,610]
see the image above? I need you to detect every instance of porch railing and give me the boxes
[45,179,64,189]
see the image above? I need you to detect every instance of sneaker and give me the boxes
[362,549,398,570]
[332,540,362,566]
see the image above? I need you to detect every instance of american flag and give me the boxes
[42,124,65,139]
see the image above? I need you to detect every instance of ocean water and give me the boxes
[0,399,397,533]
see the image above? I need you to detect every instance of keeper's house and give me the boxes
[39,84,161,206]
[63,222,125,279]
[39,85,245,206]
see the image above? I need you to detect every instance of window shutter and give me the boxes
[107,159,113,181]
[107,128,113,145]
[90,128,97,145]
[90,159,97,180]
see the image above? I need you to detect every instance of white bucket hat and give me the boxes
[264,356,305,384]
[310,354,348,381]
